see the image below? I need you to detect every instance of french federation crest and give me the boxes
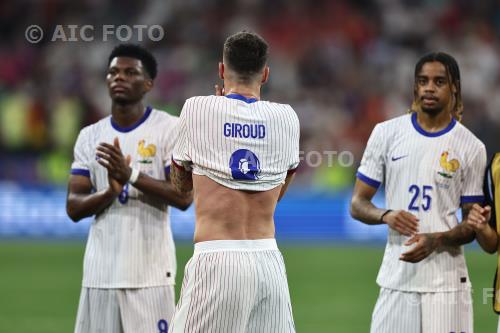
[438,151,460,179]
[137,139,156,164]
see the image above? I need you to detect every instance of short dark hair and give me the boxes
[223,31,268,82]
[108,44,157,79]
[412,52,463,120]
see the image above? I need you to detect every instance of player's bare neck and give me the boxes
[223,82,260,100]
[111,102,145,128]
[416,110,453,133]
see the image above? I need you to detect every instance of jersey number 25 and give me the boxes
[408,185,433,212]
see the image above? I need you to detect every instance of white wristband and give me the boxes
[128,168,140,184]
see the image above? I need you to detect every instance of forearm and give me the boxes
[133,173,192,210]
[350,195,386,225]
[475,226,498,254]
[434,222,476,248]
[66,188,117,222]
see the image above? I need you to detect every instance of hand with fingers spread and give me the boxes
[466,203,492,232]
[96,137,132,193]
[400,233,438,263]
[382,210,419,236]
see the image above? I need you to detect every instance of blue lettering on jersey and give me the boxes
[229,149,261,180]
[223,123,265,139]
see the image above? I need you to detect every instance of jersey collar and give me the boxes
[411,112,456,138]
[111,106,152,133]
[225,93,258,104]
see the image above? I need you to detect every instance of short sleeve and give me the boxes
[172,99,192,170]
[288,109,300,173]
[161,115,180,176]
[460,144,487,205]
[356,124,386,189]
[70,128,91,177]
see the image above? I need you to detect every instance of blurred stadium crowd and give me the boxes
[1,0,500,189]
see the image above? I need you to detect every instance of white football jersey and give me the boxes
[357,112,486,292]
[172,94,300,191]
[71,107,179,288]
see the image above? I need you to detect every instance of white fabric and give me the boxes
[172,95,300,191]
[371,288,472,333]
[170,239,295,333]
[71,108,179,288]
[358,113,487,292]
[74,286,175,333]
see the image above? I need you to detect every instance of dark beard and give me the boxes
[421,105,444,117]
[112,94,142,106]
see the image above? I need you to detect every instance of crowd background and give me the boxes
[3,1,500,332]
[2,0,500,190]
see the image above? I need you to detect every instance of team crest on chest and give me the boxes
[137,140,156,164]
[438,151,460,179]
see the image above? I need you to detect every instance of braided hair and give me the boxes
[410,52,463,121]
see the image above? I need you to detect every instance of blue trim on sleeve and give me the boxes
[164,165,171,175]
[225,94,258,104]
[411,112,456,137]
[111,106,152,133]
[356,171,381,189]
[71,169,90,177]
[460,195,485,204]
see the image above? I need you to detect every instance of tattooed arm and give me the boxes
[171,160,193,193]
[436,202,477,246]
[400,202,477,263]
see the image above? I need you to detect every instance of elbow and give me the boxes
[486,239,499,254]
[177,194,193,211]
[66,202,82,223]
[176,199,192,211]
[486,247,497,255]
[170,192,193,211]
[177,203,191,211]
[349,197,360,220]
[67,212,81,223]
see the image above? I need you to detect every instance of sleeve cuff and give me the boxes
[71,168,90,177]
[460,195,485,204]
[356,171,381,189]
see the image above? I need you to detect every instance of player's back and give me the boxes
[173,94,300,242]
[192,175,281,241]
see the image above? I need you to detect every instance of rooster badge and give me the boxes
[137,140,156,163]
[438,151,460,179]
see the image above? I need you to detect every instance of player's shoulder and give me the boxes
[453,121,486,151]
[149,108,179,126]
[377,113,410,129]
[184,95,216,107]
[180,95,217,115]
[78,116,111,137]
[260,100,297,117]
[182,96,297,121]
[370,113,411,139]
[186,95,294,109]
